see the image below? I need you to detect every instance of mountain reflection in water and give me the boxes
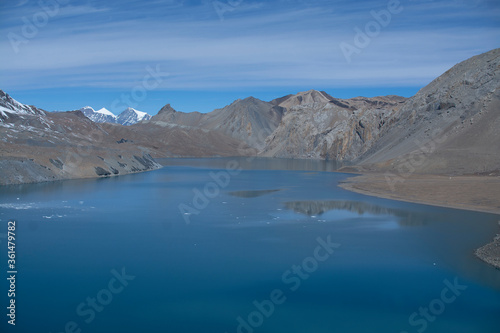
[284,200,427,227]
[228,189,282,198]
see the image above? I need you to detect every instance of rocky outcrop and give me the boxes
[262,94,406,160]
[475,228,500,269]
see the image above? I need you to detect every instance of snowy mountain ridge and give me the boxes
[0,89,46,120]
[79,106,151,126]
[117,107,152,126]
[79,106,117,124]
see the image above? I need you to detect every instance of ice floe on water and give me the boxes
[0,203,36,210]
[0,200,94,211]
[42,214,66,219]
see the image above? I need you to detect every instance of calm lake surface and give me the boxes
[1,157,499,333]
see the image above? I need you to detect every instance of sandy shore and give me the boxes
[339,173,500,269]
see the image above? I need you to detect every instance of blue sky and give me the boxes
[1,0,499,114]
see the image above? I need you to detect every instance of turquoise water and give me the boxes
[1,158,499,333]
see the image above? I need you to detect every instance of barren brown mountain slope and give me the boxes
[141,97,285,151]
[0,92,161,185]
[104,120,254,158]
[355,48,500,175]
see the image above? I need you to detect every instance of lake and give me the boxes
[1,157,499,333]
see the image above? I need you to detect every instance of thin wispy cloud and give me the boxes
[0,0,498,113]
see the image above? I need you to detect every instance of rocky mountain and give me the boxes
[145,97,285,151]
[149,104,205,127]
[122,103,255,157]
[262,92,406,160]
[142,91,405,159]
[113,101,256,158]
[117,107,152,125]
[355,48,500,175]
[200,97,285,150]
[271,89,335,109]
[80,106,152,126]
[0,91,161,185]
[261,49,499,172]
[80,106,117,124]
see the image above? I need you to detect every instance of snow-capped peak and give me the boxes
[117,107,152,126]
[127,107,149,121]
[96,107,115,117]
[78,105,150,125]
[80,106,95,112]
[79,106,117,124]
[0,89,45,119]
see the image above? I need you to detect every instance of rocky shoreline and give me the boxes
[475,231,500,270]
[0,153,162,186]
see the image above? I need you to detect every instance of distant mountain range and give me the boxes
[80,106,152,125]
[0,48,498,185]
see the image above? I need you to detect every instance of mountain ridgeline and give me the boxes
[0,48,499,185]
[80,106,152,125]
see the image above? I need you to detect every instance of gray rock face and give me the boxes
[262,93,406,160]
[357,48,500,175]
